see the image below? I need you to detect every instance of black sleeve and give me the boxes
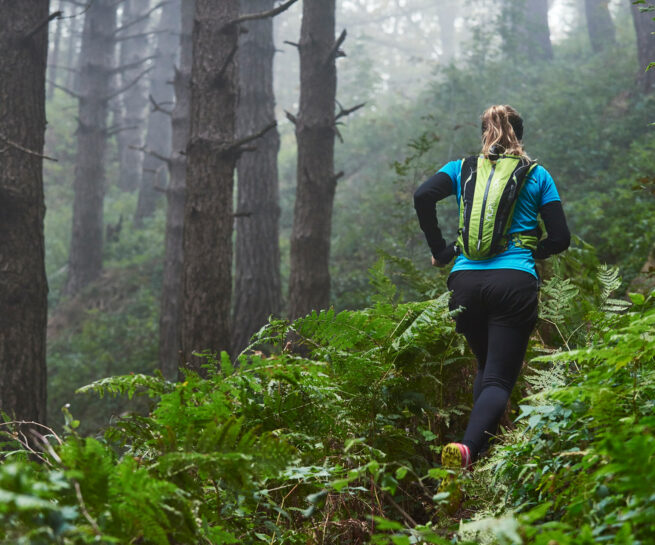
[534,201,571,259]
[413,171,454,258]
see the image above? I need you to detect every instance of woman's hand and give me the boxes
[432,242,457,267]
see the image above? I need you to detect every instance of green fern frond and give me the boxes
[597,264,631,314]
[539,276,580,325]
[77,373,175,400]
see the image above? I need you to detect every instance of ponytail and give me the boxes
[480,105,529,160]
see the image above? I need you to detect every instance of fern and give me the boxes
[597,264,631,314]
[77,373,175,400]
[539,275,580,326]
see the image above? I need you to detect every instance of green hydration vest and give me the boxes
[456,154,539,260]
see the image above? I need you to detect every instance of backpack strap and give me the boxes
[457,156,479,257]
[498,161,538,253]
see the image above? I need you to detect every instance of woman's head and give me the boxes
[480,105,526,159]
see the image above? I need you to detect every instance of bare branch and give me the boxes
[28,429,62,464]
[47,80,82,99]
[215,43,239,84]
[225,0,299,28]
[104,66,153,101]
[114,1,167,35]
[325,29,347,65]
[75,482,102,535]
[115,29,168,43]
[58,0,93,20]
[149,94,173,116]
[105,124,138,137]
[24,10,63,40]
[233,211,253,218]
[333,171,345,184]
[129,144,171,166]
[0,133,58,162]
[285,110,297,126]
[284,40,300,49]
[335,101,366,121]
[225,120,277,155]
[110,54,158,75]
[47,63,79,74]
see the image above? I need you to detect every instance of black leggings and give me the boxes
[448,269,539,458]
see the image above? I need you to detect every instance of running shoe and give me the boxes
[441,442,472,470]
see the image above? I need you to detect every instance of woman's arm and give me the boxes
[413,171,453,259]
[534,201,571,259]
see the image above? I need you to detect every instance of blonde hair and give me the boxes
[481,104,529,160]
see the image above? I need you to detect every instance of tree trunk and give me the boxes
[0,0,49,423]
[159,0,193,380]
[232,0,282,355]
[630,1,655,93]
[64,0,117,296]
[115,0,151,192]
[524,0,553,60]
[47,0,63,99]
[503,0,553,61]
[134,0,181,227]
[288,0,339,320]
[181,0,239,372]
[584,0,615,53]
[65,12,80,92]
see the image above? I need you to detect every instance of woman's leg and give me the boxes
[462,327,488,402]
[461,323,532,456]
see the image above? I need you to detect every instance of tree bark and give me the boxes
[0,0,49,423]
[159,0,193,380]
[64,10,80,92]
[232,0,282,355]
[503,0,553,61]
[181,0,239,372]
[584,0,616,53]
[134,0,181,226]
[288,0,339,320]
[63,0,117,296]
[630,1,655,93]
[47,0,63,99]
[524,0,553,60]
[115,0,152,192]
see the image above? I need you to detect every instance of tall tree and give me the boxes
[64,5,81,91]
[501,0,553,61]
[115,0,154,192]
[232,0,282,354]
[630,1,655,93]
[524,0,553,60]
[584,0,616,53]
[47,0,63,99]
[0,0,50,422]
[63,0,118,296]
[181,1,240,371]
[288,0,340,319]
[159,0,194,380]
[134,0,181,226]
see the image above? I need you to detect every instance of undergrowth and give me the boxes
[2,256,655,544]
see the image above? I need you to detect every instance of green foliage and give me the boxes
[2,262,475,543]
[468,279,655,544]
[328,25,655,310]
[48,262,160,434]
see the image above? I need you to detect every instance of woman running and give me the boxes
[413,104,571,468]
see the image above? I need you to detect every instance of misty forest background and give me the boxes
[1,0,655,543]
